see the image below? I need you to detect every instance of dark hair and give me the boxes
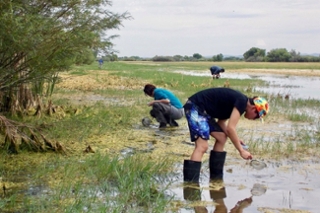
[249,96,258,105]
[143,84,156,96]
[249,96,260,119]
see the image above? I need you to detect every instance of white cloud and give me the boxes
[108,0,320,57]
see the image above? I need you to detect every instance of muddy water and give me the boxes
[135,123,320,212]
[136,127,319,213]
[168,157,320,213]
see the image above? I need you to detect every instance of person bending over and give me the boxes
[183,87,269,182]
[143,84,184,128]
[210,65,225,79]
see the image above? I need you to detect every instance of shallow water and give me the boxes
[174,70,320,100]
[168,158,320,212]
[132,123,320,212]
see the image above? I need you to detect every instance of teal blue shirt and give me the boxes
[153,88,183,109]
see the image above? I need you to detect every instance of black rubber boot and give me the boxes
[183,160,201,183]
[209,151,226,180]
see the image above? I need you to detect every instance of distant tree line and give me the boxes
[243,47,320,62]
[114,47,320,62]
[117,53,241,62]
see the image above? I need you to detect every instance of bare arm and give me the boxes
[221,107,252,159]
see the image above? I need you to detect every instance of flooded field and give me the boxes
[136,120,320,213]
[176,157,320,213]
[2,66,319,213]
[174,70,320,100]
[154,69,320,212]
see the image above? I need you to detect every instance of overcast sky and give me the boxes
[108,0,320,58]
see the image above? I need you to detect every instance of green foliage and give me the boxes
[224,56,243,61]
[212,53,223,61]
[152,56,174,62]
[173,55,184,61]
[75,48,96,65]
[192,53,202,59]
[243,47,266,62]
[0,153,174,212]
[266,48,291,62]
[289,49,302,62]
[119,56,146,61]
[105,53,118,62]
[0,0,130,94]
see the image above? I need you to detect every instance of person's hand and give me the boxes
[147,101,153,106]
[240,149,252,160]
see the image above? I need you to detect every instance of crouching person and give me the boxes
[143,84,184,128]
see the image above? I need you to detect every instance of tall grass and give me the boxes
[0,153,176,213]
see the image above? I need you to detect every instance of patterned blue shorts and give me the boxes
[184,101,223,142]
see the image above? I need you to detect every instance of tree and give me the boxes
[152,56,174,62]
[289,49,302,62]
[243,47,266,62]
[107,53,118,62]
[212,53,224,61]
[183,55,190,61]
[0,0,130,152]
[173,55,184,61]
[266,48,291,62]
[0,0,130,111]
[193,53,202,60]
[1,2,128,88]
[75,48,96,65]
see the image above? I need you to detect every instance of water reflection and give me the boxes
[168,158,320,212]
[209,182,228,213]
[229,197,253,213]
[182,180,264,213]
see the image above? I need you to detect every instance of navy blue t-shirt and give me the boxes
[188,88,248,120]
[210,66,223,75]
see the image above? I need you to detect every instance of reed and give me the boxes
[1,153,175,212]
